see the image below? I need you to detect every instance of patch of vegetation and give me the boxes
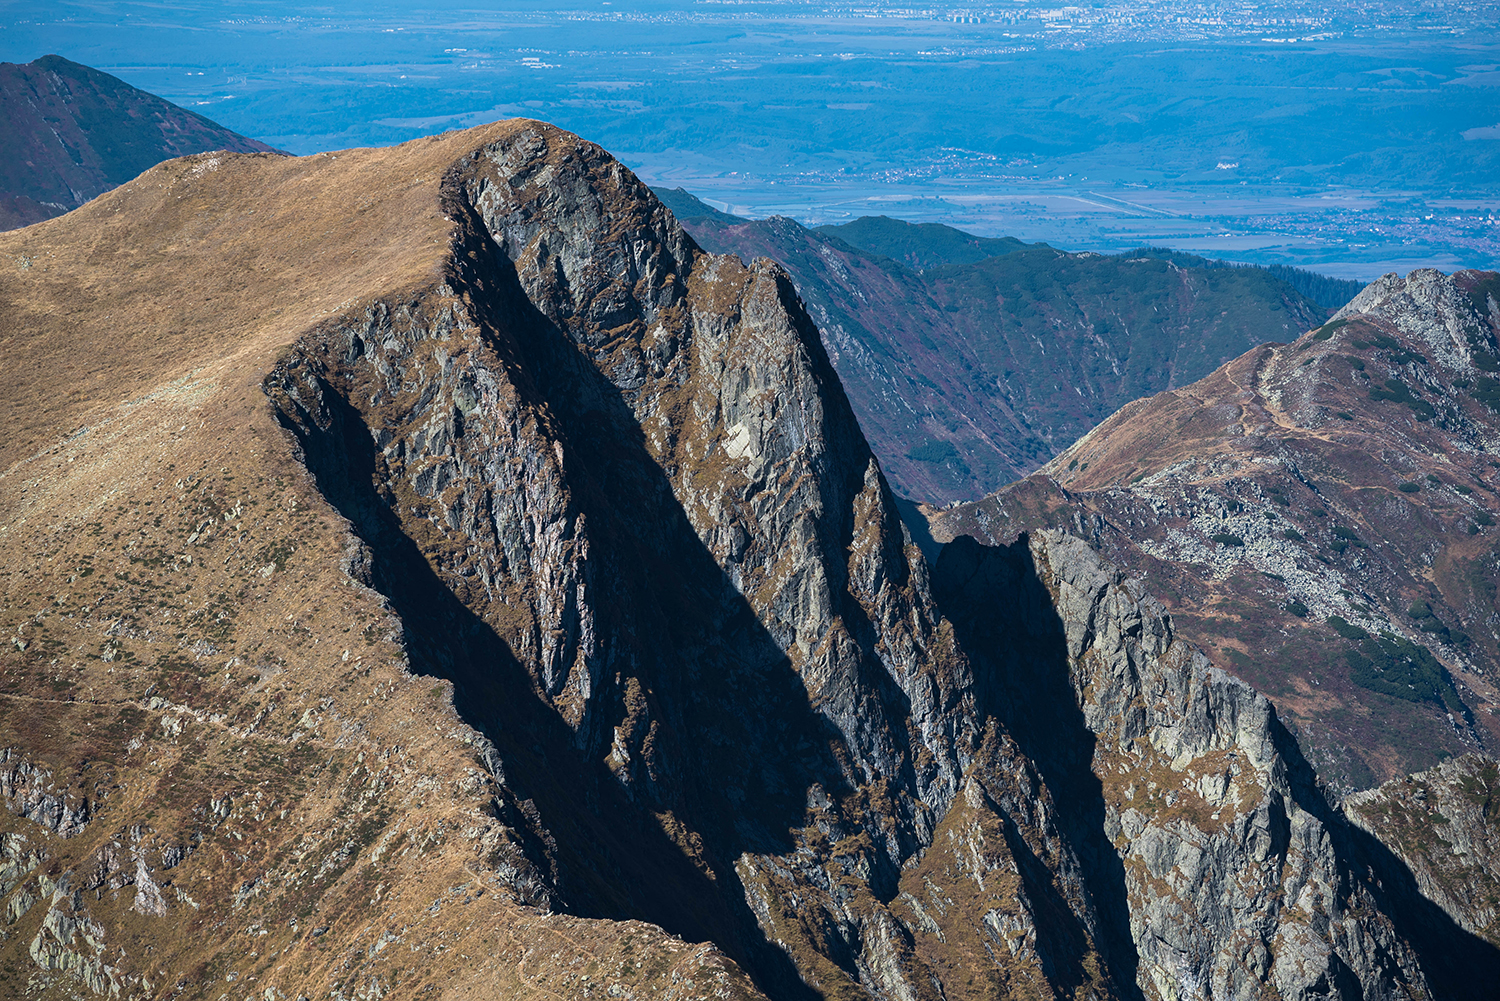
[1311,318,1348,341]
[1223,648,1255,670]
[1470,375,1500,412]
[1344,356,1366,371]
[1352,331,1401,352]
[1327,615,1370,640]
[1398,482,1421,493]
[1346,634,1462,710]
[1335,411,1354,420]
[1369,378,1435,420]
[1332,526,1363,541]
[906,439,962,466]
[1285,600,1309,618]
[1477,511,1496,527]
[1106,248,1361,309]
[1465,273,1500,317]
[1406,601,1467,646]
[817,215,1026,270]
[1211,533,1245,547]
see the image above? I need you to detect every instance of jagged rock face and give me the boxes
[265,121,987,998]
[256,125,1487,999]
[1334,269,1496,373]
[2,121,1496,1000]
[932,268,1500,792]
[1345,754,1500,946]
[933,531,1483,1001]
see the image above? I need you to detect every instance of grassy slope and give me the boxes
[0,126,767,1001]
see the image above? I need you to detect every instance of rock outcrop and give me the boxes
[667,197,1330,504]
[1,120,1495,999]
[1345,753,1500,946]
[934,531,1488,1001]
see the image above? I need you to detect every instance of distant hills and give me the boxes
[1120,245,1368,312]
[658,188,1343,503]
[931,268,1500,791]
[0,54,281,230]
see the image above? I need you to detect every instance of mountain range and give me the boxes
[656,189,1355,503]
[1,118,1497,1001]
[0,54,281,231]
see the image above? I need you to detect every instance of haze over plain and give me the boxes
[5,0,1498,280]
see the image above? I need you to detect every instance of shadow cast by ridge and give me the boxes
[1269,708,1500,1000]
[934,533,1145,1001]
[935,530,1500,1000]
[257,165,943,999]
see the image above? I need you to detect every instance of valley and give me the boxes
[4,1,1498,277]
[931,268,1500,789]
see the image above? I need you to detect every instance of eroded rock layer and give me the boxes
[1,121,1494,1000]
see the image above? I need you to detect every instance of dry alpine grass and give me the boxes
[0,123,765,1001]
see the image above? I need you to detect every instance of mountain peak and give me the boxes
[1333,267,1500,374]
[2,120,1496,999]
[0,53,283,230]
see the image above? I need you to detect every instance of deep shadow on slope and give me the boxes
[271,344,828,1001]
[934,535,1145,1001]
[441,156,926,908]
[261,170,947,999]
[1270,718,1500,999]
[935,533,1500,1000]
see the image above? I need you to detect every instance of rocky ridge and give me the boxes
[0,121,1494,999]
[1345,753,1500,946]
[931,268,1500,791]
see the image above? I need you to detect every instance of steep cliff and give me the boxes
[0,121,1492,1000]
[1345,753,1500,946]
[933,531,1497,1001]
